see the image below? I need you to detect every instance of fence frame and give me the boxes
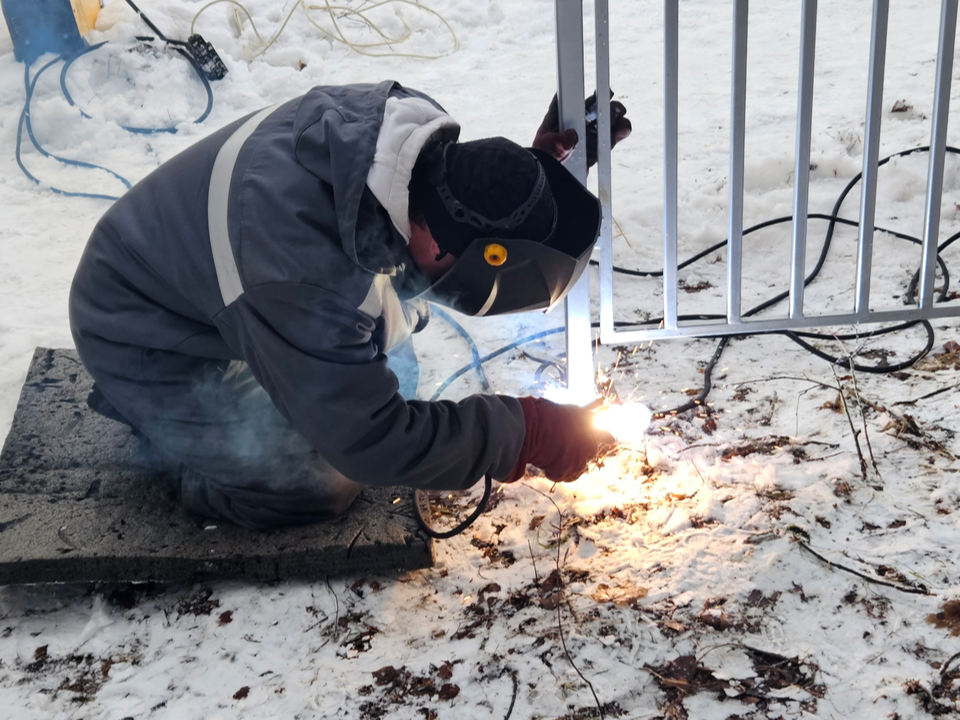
[554,0,960,357]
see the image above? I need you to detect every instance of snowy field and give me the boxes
[2,0,960,718]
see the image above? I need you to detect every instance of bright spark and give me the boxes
[593,402,652,444]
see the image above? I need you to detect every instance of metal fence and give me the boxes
[555,0,960,398]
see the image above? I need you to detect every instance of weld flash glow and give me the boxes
[592,402,653,444]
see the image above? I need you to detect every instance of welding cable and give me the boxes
[414,475,493,540]
[58,40,215,134]
[428,327,565,402]
[17,57,133,201]
[429,305,491,393]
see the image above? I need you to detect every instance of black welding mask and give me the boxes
[414,138,601,316]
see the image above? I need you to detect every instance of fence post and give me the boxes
[555,0,594,402]
[920,0,958,308]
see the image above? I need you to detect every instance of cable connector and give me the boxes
[186,34,227,81]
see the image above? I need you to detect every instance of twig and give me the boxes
[736,374,835,391]
[324,576,340,633]
[556,600,604,719]
[832,368,868,480]
[893,382,960,406]
[940,649,960,679]
[503,667,519,720]
[526,482,605,719]
[528,539,540,583]
[849,366,882,481]
[697,642,747,663]
[796,541,933,596]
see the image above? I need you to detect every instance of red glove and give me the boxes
[506,397,616,483]
[532,90,632,167]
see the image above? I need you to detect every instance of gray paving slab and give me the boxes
[0,348,433,584]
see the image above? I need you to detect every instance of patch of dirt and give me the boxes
[551,702,627,719]
[176,587,220,617]
[721,436,795,460]
[470,537,517,567]
[647,647,820,719]
[915,341,960,371]
[358,664,461,719]
[927,600,960,636]
[22,643,142,704]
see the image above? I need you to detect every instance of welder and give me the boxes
[68,82,632,529]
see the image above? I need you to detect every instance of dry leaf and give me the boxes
[927,600,960,636]
[591,582,649,606]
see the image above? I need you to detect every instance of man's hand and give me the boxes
[505,397,616,483]
[532,90,632,167]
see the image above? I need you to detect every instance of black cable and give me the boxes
[124,0,186,46]
[414,476,493,540]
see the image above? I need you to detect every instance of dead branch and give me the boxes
[527,539,540,583]
[525,482,605,719]
[796,541,932,596]
[940,649,960,679]
[503,666,519,720]
[849,367,882,480]
[832,368,869,480]
[893,382,960,406]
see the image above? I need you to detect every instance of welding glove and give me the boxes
[506,397,616,483]
[532,90,632,167]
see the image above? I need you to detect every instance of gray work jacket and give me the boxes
[69,82,525,491]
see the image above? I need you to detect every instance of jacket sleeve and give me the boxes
[216,281,526,491]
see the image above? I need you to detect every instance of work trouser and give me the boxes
[75,335,419,530]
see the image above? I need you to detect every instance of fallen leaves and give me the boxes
[176,587,220,617]
[366,664,460,713]
[590,583,648,607]
[927,600,960,637]
[647,647,821,718]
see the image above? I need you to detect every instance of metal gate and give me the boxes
[554,0,960,400]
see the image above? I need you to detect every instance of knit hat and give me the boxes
[412,137,558,258]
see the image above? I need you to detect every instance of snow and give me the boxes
[2,0,960,718]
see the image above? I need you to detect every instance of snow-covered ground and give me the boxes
[2,1,960,718]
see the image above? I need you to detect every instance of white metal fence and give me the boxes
[555,0,960,398]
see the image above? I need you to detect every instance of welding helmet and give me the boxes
[414,137,601,316]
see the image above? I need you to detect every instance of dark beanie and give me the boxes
[412,137,557,258]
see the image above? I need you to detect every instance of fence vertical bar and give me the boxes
[727,0,748,324]
[595,0,615,341]
[790,0,818,319]
[555,0,594,401]
[919,0,958,308]
[855,0,889,317]
[663,0,679,330]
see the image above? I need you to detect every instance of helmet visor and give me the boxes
[423,149,601,316]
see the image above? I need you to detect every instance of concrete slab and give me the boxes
[0,349,433,584]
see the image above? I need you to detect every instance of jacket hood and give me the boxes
[365,96,460,240]
[291,82,458,275]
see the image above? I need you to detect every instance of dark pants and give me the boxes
[76,336,419,530]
